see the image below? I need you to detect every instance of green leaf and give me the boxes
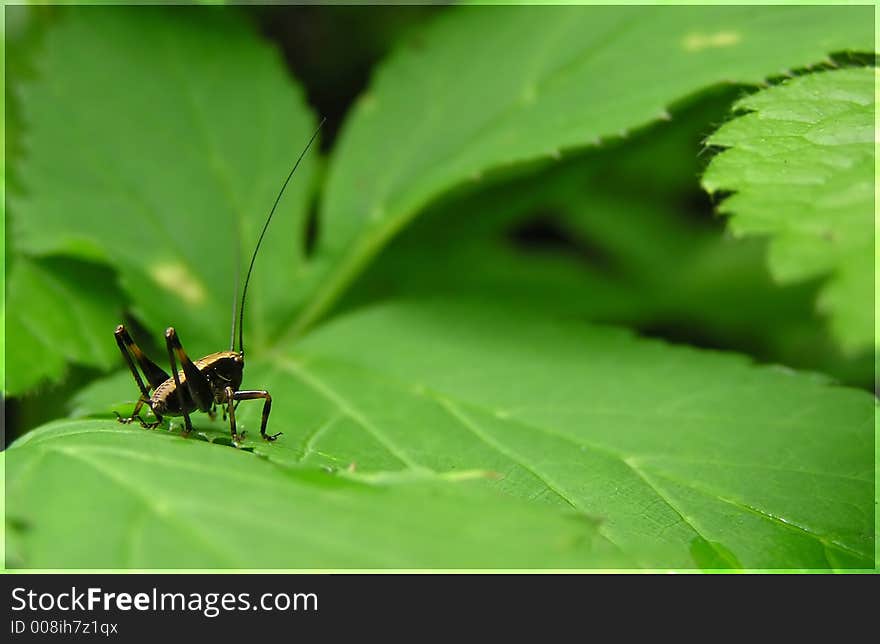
[293,4,872,335]
[6,419,629,569]
[55,301,875,569]
[4,9,133,396]
[10,7,319,360]
[703,67,875,354]
[345,92,871,387]
[4,257,126,395]
[6,6,875,571]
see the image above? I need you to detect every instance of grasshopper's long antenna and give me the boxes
[229,233,240,351]
[236,118,325,356]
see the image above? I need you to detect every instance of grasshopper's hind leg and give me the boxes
[165,327,213,434]
[114,324,168,429]
[115,324,169,388]
[115,396,164,429]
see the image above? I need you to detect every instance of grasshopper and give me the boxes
[114,120,324,445]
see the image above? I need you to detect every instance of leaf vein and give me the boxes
[433,393,584,513]
[275,358,425,471]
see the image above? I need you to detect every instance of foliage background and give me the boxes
[3,5,876,570]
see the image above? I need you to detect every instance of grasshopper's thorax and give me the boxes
[151,351,244,415]
[197,350,245,394]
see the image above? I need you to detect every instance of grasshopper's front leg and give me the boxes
[223,387,279,443]
[221,400,240,422]
[224,386,246,444]
[234,390,280,441]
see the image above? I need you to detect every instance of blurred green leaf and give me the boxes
[10,7,319,362]
[56,300,875,569]
[7,418,628,568]
[703,67,875,354]
[294,4,872,336]
[4,257,125,396]
[9,6,872,389]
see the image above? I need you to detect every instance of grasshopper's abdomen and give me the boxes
[151,376,192,416]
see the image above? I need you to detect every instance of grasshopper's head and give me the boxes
[202,351,244,395]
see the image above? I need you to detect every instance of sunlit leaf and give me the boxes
[61,301,875,569]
